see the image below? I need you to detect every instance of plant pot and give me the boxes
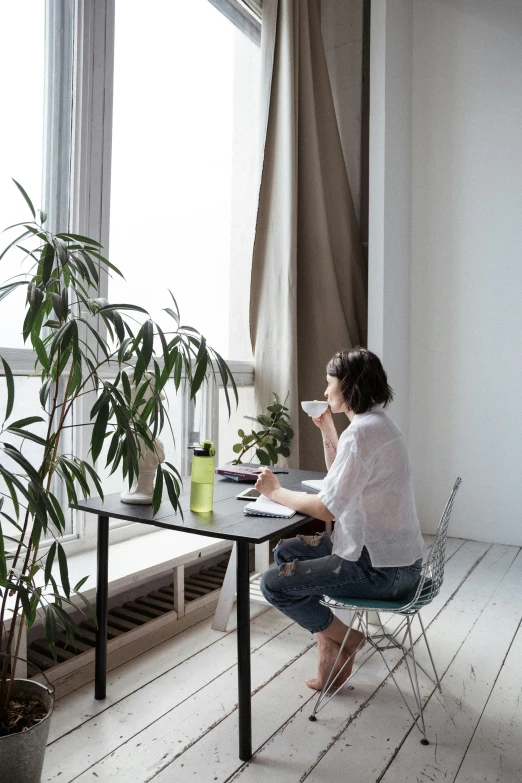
[0,678,55,783]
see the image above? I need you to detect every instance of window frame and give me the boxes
[1,0,256,558]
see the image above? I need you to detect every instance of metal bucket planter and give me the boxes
[0,655,55,783]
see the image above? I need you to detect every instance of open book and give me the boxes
[244,495,296,518]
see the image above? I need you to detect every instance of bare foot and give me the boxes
[306,630,365,691]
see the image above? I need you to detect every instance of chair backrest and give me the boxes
[402,477,462,612]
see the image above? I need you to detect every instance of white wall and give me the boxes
[324,0,522,544]
[409,1,522,544]
[367,0,413,440]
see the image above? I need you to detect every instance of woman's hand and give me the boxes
[312,408,336,437]
[255,468,281,500]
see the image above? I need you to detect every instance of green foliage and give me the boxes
[231,392,294,466]
[0,181,238,726]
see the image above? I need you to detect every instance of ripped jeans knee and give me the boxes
[297,532,326,547]
[273,532,331,567]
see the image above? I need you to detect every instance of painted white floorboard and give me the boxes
[42,537,518,783]
[47,605,278,744]
[164,541,489,783]
[72,624,316,782]
[43,609,293,782]
[162,543,493,783]
[149,645,322,783]
[271,544,516,783]
[454,625,522,783]
[453,608,522,782]
[377,549,522,782]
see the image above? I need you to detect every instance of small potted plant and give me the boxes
[0,181,237,781]
[231,392,293,465]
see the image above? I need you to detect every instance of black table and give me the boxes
[73,467,325,761]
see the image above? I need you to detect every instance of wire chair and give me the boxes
[309,477,462,745]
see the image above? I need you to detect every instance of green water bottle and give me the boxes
[189,440,215,513]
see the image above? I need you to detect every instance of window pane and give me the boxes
[0,3,45,349]
[0,377,74,542]
[218,383,255,465]
[109,0,260,361]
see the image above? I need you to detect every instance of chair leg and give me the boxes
[372,617,429,745]
[406,618,429,745]
[418,613,442,693]
[309,611,365,721]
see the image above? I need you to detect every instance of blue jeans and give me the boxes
[260,533,422,634]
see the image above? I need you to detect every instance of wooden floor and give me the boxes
[42,537,522,783]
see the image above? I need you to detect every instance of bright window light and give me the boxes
[0,2,45,349]
[109,0,261,360]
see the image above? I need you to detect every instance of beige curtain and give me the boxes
[250,0,367,470]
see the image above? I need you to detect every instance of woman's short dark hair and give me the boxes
[327,347,394,414]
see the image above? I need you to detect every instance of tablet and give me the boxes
[236,487,261,500]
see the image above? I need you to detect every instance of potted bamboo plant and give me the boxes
[0,181,237,781]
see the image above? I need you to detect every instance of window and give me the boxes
[0,0,259,555]
[0,1,75,542]
[0,3,45,349]
[109,0,260,361]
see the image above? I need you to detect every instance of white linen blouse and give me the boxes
[318,406,425,568]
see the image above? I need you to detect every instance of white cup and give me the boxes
[301,400,328,417]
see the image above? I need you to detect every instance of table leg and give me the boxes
[95,514,109,700]
[236,540,252,761]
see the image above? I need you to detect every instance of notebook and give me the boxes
[215,465,260,481]
[244,495,296,518]
[301,479,325,491]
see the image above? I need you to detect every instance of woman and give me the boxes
[257,348,424,691]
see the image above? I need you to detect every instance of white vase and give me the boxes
[121,437,165,505]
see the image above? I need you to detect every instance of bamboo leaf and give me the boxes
[50,291,65,320]
[87,249,125,278]
[91,402,110,463]
[105,431,120,467]
[57,542,70,598]
[48,491,66,533]
[79,251,100,285]
[5,427,48,446]
[191,353,208,398]
[55,232,103,248]
[1,443,41,483]
[1,357,15,421]
[121,371,132,403]
[17,584,32,624]
[61,456,91,497]
[40,242,55,284]
[12,179,36,218]
[44,541,57,586]
[142,319,154,370]
[0,280,29,302]
[76,590,98,626]
[78,317,110,360]
[73,575,89,592]
[82,461,104,501]
[97,302,149,315]
[45,606,58,659]
[32,334,50,370]
[152,464,163,515]
[2,474,20,519]
[163,469,183,519]
[0,522,6,585]
[0,229,32,263]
